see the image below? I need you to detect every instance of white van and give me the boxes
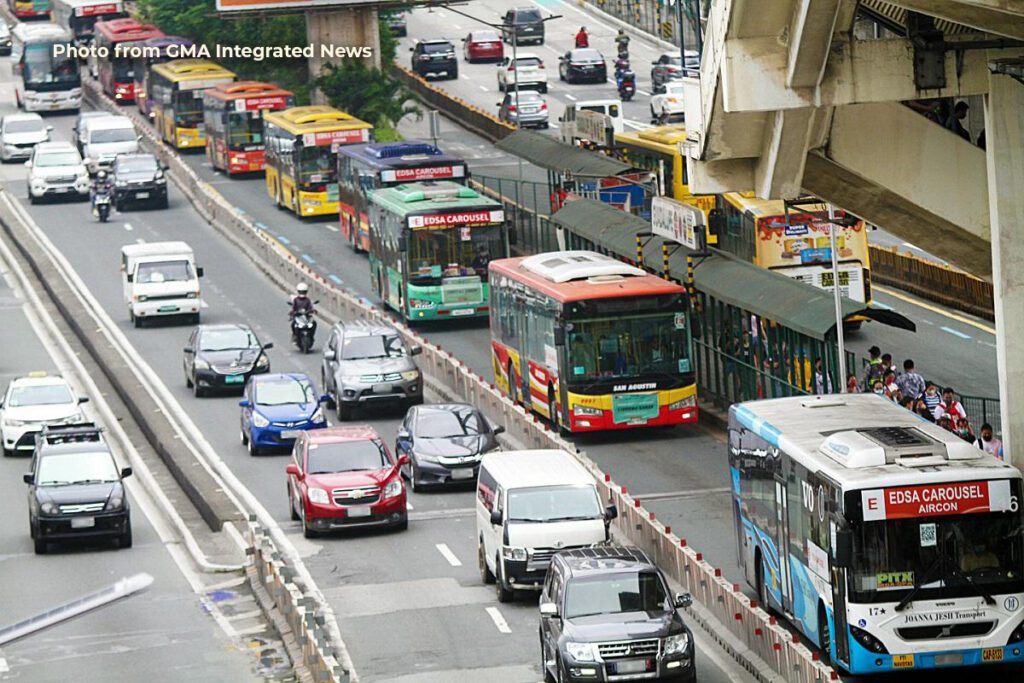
[121,241,204,327]
[476,449,616,602]
[558,99,624,146]
[83,116,138,172]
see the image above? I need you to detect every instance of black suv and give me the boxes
[24,423,133,554]
[501,7,545,45]
[539,546,696,682]
[410,39,458,80]
[111,152,168,210]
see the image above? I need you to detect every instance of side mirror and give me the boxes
[490,509,503,526]
[492,425,505,436]
[397,235,407,252]
[77,396,90,404]
[196,266,204,278]
[496,102,502,108]
[539,602,559,618]
[410,344,422,356]
[239,399,251,408]
[409,47,414,52]
[553,326,565,346]
[262,342,274,350]
[834,528,854,568]
[652,61,658,66]
[23,472,34,485]
[674,592,693,609]
[605,504,618,521]
[183,346,194,354]
[285,463,302,477]
[121,466,133,479]
[126,273,134,283]
[398,454,410,467]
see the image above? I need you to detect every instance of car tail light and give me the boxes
[507,105,517,112]
[508,66,515,72]
[540,103,547,110]
[538,63,545,69]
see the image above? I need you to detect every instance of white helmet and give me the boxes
[297,283,309,294]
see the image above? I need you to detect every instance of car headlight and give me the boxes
[193,359,210,370]
[565,641,597,662]
[115,179,127,187]
[572,404,603,417]
[255,354,269,368]
[663,633,690,655]
[400,370,420,381]
[105,494,124,511]
[252,412,269,428]
[61,412,85,424]
[186,291,199,299]
[668,396,696,411]
[155,175,166,184]
[40,501,57,515]
[307,487,329,505]
[383,477,403,499]
[311,407,324,423]
[416,453,440,464]
[134,294,148,302]
[3,417,26,427]
[501,546,527,561]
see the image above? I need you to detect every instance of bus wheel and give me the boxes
[548,390,560,432]
[507,363,518,405]
[755,554,770,614]
[818,604,832,666]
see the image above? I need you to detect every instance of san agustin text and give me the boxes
[55,43,373,61]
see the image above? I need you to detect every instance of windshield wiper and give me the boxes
[895,555,944,612]
[545,515,599,522]
[569,611,615,619]
[39,480,72,486]
[70,479,115,485]
[947,562,997,606]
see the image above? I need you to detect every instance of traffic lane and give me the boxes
[0,268,251,682]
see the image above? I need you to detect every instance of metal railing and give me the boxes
[869,245,994,320]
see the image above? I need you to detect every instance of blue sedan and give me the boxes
[239,373,328,455]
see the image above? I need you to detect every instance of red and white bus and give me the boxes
[489,250,698,432]
[93,18,163,102]
[51,0,126,47]
[203,82,295,175]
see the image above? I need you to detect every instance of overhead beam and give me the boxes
[887,0,1024,40]
[754,108,816,199]
[787,0,842,87]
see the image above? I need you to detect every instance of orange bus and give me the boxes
[203,82,295,175]
[489,250,698,433]
[93,18,163,101]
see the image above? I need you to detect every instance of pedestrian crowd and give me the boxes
[840,345,1004,459]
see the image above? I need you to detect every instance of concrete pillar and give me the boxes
[305,8,380,103]
[984,69,1024,468]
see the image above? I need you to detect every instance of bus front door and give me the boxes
[775,479,793,614]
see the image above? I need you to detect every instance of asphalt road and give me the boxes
[0,233,255,681]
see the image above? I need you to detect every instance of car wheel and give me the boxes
[479,539,495,584]
[541,637,554,683]
[185,372,193,389]
[540,84,548,93]
[336,403,352,421]
[248,434,261,456]
[555,655,567,683]
[548,393,561,432]
[157,196,169,210]
[118,525,133,549]
[34,536,47,555]
[495,555,514,602]
[507,362,518,405]
[288,485,300,521]
[818,605,832,666]
[756,554,772,614]
[28,190,36,205]
[323,378,336,409]
[192,378,205,398]
[240,428,248,446]
[302,513,318,539]
[450,68,458,80]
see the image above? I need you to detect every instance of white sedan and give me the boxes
[650,81,686,123]
[1,373,87,456]
[496,53,548,93]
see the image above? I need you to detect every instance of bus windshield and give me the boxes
[172,90,203,128]
[566,311,691,382]
[297,145,336,184]
[24,44,80,86]
[849,509,1024,604]
[226,111,264,149]
[407,224,503,284]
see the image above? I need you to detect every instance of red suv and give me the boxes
[286,425,408,537]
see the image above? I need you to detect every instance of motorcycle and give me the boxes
[617,70,636,101]
[288,300,319,353]
[92,191,111,223]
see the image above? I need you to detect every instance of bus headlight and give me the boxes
[850,625,888,654]
[1008,620,1024,645]
[572,405,603,417]
[668,396,696,411]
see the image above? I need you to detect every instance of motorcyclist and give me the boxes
[574,26,589,48]
[90,169,112,212]
[289,282,315,338]
[615,29,630,53]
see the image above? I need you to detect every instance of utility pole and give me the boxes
[827,203,848,392]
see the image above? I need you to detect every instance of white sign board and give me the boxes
[651,196,704,250]
[576,109,610,147]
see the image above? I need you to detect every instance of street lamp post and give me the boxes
[827,204,848,392]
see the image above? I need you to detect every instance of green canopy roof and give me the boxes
[494,130,632,178]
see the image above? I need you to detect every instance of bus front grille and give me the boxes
[896,621,994,640]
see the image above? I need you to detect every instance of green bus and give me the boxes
[368,181,508,322]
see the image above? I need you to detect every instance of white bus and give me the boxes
[51,0,126,47]
[11,23,82,112]
[729,394,1023,674]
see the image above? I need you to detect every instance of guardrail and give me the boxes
[869,245,994,320]
[81,75,840,682]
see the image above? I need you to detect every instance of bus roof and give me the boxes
[369,181,498,215]
[13,23,73,42]
[204,81,294,102]
[338,141,464,169]
[151,59,235,82]
[489,251,686,304]
[614,124,687,155]
[721,192,837,221]
[94,18,164,43]
[138,35,193,50]
[54,0,124,15]
[731,395,1018,490]
[263,106,372,137]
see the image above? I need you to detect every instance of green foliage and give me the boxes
[314,60,419,132]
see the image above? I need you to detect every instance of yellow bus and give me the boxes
[263,106,373,217]
[717,192,873,314]
[149,59,235,149]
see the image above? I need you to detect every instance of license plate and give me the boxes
[224,374,245,384]
[53,187,71,192]
[934,654,963,666]
[892,654,915,669]
[450,308,474,316]
[982,648,1003,662]
[49,103,60,110]
[157,305,179,312]
[451,468,475,480]
[615,660,648,674]
[136,191,149,199]
[372,383,392,394]
[280,430,300,439]
[71,516,95,529]
[347,506,371,518]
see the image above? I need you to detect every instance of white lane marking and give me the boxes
[324,224,339,232]
[0,656,8,673]
[940,325,971,340]
[452,22,461,29]
[479,84,489,91]
[486,606,512,634]
[549,123,559,129]
[461,73,471,80]
[920,318,934,325]
[135,237,145,244]
[435,543,463,567]
[635,486,730,501]
[978,340,997,349]
[565,93,577,101]
[870,300,893,310]
[637,89,650,96]
[406,501,414,510]
[123,223,133,231]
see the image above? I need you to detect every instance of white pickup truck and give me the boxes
[121,241,204,327]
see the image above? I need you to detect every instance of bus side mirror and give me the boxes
[553,326,565,346]
[126,273,134,283]
[834,529,853,568]
[397,236,407,252]
[708,208,725,237]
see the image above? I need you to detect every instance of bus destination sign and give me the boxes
[381,165,465,183]
[302,129,370,146]
[861,480,1012,521]
[78,3,120,15]
[234,96,290,111]
[408,210,504,229]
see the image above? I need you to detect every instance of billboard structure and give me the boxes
[217,0,417,10]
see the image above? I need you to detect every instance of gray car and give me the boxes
[321,320,423,420]
[497,91,549,128]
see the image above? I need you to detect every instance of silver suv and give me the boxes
[321,320,423,420]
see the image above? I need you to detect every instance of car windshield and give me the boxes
[118,157,158,174]
[307,440,389,474]
[136,260,194,284]
[506,485,602,522]
[424,43,453,54]
[89,128,135,144]
[564,571,670,619]
[4,119,45,134]
[340,334,406,360]
[35,152,81,168]
[416,408,485,438]
[37,451,119,486]
[7,384,74,407]
[255,378,315,406]
[572,49,602,61]
[200,328,257,351]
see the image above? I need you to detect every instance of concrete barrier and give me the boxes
[869,244,994,320]
[83,78,838,681]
